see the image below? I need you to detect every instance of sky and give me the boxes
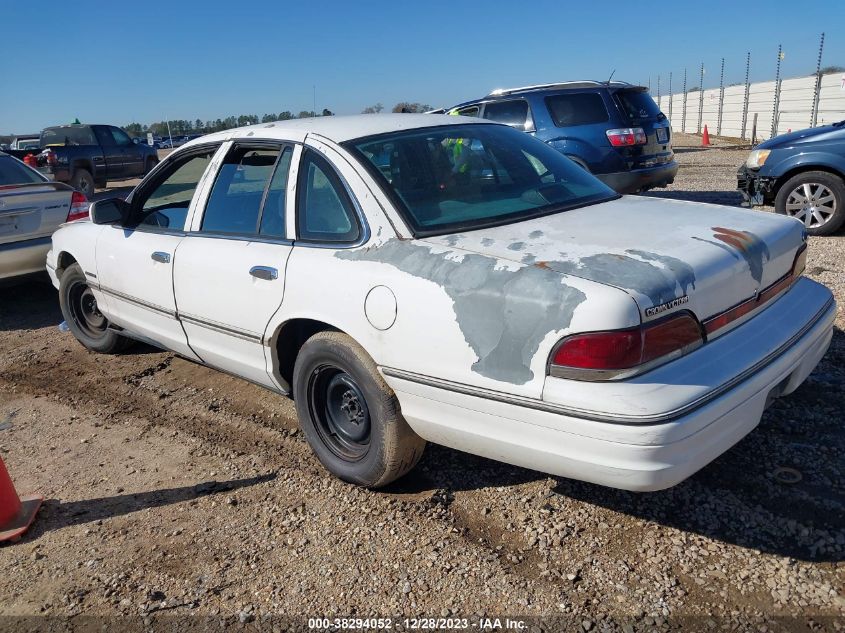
[2,0,844,134]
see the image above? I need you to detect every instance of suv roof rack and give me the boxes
[486,80,636,97]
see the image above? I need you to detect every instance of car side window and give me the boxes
[110,127,133,146]
[132,149,216,229]
[483,100,531,129]
[200,146,281,235]
[297,150,359,243]
[259,147,293,238]
[454,106,480,117]
[544,93,610,127]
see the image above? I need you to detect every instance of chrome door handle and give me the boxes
[249,266,278,280]
[151,251,171,263]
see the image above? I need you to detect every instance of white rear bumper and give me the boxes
[383,279,836,491]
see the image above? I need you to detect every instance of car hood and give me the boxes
[421,195,806,325]
[757,123,845,149]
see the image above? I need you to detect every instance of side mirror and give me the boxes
[90,198,129,225]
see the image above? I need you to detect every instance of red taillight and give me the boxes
[67,191,90,222]
[23,153,37,167]
[606,127,647,147]
[550,313,703,379]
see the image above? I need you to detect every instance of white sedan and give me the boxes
[47,115,835,491]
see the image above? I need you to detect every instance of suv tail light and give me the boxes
[606,127,647,147]
[66,191,90,222]
[549,313,703,381]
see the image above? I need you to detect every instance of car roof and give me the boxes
[445,80,644,110]
[185,114,494,147]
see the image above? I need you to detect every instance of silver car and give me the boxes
[0,152,89,280]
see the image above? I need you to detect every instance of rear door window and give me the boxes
[452,105,480,117]
[482,100,532,129]
[40,126,97,146]
[544,93,609,127]
[201,146,281,235]
[109,127,134,146]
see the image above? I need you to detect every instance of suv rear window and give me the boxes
[614,89,661,121]
[545,93,609,127]
[483,100,531,129]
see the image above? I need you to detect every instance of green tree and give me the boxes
[297,110,316,119]
[124,122,144,137]
[261,113,276,123]
[391,102,433,113]
[277,111,293,120]
[820,65,845,75]
[361,103,384,114]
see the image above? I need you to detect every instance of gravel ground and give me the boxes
[0,145,843,632]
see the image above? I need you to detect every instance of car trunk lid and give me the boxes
[0,182,74,245]
[421,195,806,334]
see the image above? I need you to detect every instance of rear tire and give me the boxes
[774,170,845,236]
[59,263,131,354]
[293,331,425,487]
[70,168,95,198]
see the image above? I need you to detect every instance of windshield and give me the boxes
[40,126,96,146]
[614,89,662,121]
[346,124,616,236]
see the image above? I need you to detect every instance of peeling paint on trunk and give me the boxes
[712,227,771,285]
[550,251,696,307]
[337,241,586,384]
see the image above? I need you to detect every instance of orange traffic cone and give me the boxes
[0,456,42,543]
[702,125,711,146]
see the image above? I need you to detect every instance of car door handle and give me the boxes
[151,251,171,264]
[249,266,278,280]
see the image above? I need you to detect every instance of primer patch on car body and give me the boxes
[337,240,586,384]
[550,251,696,307]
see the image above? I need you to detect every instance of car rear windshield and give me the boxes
[545,93,609,127]
[40,126,97,146]
[613,89,661,121]
[345,123,616,236]
[0,155,46,186]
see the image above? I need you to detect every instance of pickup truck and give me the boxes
[33,124,159,197]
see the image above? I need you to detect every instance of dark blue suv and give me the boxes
[444,81,678,194]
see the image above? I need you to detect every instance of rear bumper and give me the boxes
[597,161,679,194]
[383,279,835,491]
[0,236,52,280]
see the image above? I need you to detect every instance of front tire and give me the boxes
[293,331,425,487]
[59,263,131,354]
[775,171,845,236]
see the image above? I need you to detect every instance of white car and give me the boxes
[47,115,835,491]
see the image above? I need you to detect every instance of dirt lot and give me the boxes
[1,143,844,631]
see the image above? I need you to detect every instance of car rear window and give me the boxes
[614,89,661,121]
[544,93,609,127]
[40,126,97,146]
[483,100,531,129]
[0,156,45,186]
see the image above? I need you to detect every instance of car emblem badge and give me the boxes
[645,295,689,317]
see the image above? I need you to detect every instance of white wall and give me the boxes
[655,72,845,141]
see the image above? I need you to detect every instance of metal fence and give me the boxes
[657,73,845,142]
[652,36,845,142]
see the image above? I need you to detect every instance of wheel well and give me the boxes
[274,318,340,391]
[56,252,77,278]
[774,165,845,196]
[71,160,94,177]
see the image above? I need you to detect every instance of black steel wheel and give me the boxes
[293,331,426,487]
[308,365,371,460]
[59,263,131,354]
